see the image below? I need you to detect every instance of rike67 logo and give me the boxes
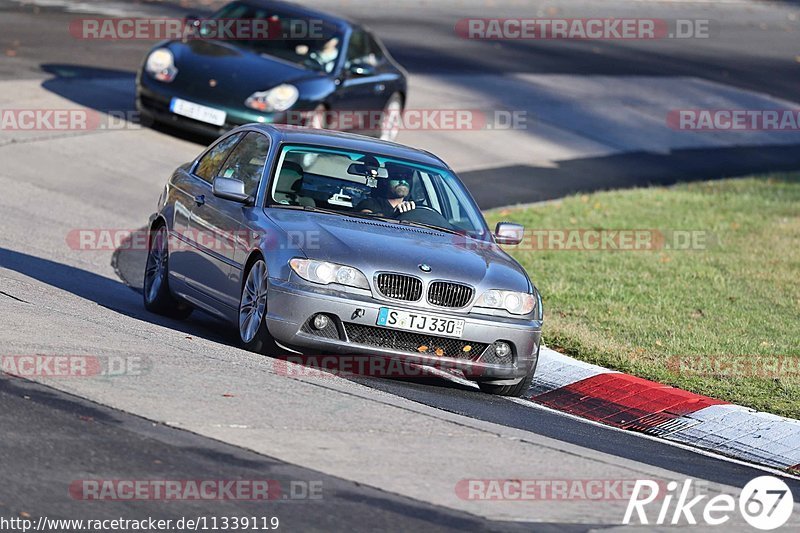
[623,476,794,530]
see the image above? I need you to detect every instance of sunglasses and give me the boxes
[389,179,410,187]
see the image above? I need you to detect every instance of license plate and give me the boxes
[376,307,464,338]
[170,98,226,126]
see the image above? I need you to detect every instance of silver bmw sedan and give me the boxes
[143,124,542,396]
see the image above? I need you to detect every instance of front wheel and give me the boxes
[142,225,192,319]
[239,259,282,356]
[477,346,539,397]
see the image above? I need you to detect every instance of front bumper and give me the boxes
[265,278,542,383]
[136,76,301,136]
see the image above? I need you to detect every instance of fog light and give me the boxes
[494,342,511,358]
[313,314,330,330]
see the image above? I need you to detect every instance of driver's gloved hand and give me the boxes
[396,201,416,213]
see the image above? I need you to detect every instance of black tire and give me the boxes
[142,224,192,319]
[477,345,539,397]
[238,258,282,356]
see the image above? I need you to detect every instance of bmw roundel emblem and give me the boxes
[419,264,431,272]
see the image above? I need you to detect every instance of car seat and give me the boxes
[273,161,315,207]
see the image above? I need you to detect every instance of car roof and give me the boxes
[245,124,450,169]
[234,0,355,31]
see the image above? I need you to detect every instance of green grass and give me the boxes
[484,174,800,418]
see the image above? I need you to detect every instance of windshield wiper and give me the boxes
[305,206,392,222]
[303,205,399,224]
[269,204,395,223]
[269,204,466,236]
[397,219,462,236]
[268,204,315,211]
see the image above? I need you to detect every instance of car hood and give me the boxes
[166,40,321,105]
[267,210,531,292]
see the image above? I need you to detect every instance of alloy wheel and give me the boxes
[144,226,168,305]
[239,260,268,343]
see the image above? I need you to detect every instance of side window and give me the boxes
[195,133,244,183]
[438,177,479,232]
[366,34,384,64]
[345,30,371,66]
[215,132,270,197]
[419,173,442,213]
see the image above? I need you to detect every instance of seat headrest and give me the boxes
[385,162,413,181]
[282,161,304,174]
[276,167,303,193]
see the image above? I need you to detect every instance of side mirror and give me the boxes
[494,222,524,245]
[348,63,376,77]
[212,177,252,204]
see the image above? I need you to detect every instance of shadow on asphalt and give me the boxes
[38,63,800,211]
[372,16,800,104]
[0,246,238,347]
[462,145,800,209]
[39,63,214,146]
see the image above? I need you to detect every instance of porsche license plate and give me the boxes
[170,98,226,126]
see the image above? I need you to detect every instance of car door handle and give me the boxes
[194,194,205,206]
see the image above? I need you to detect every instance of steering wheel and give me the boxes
[303,55,325,70]
[396,204,453,229]
[402,204,437,213]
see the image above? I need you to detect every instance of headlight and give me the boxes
[289,258,369,290]
[245,84,299,112]
[474,289,535,315]
[145,48,178,82]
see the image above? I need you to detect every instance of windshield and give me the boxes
[208,1,343,72]
[269,144,490,240]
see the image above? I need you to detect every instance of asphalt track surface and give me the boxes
[0,376,563,532]
[1,0,799,531]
